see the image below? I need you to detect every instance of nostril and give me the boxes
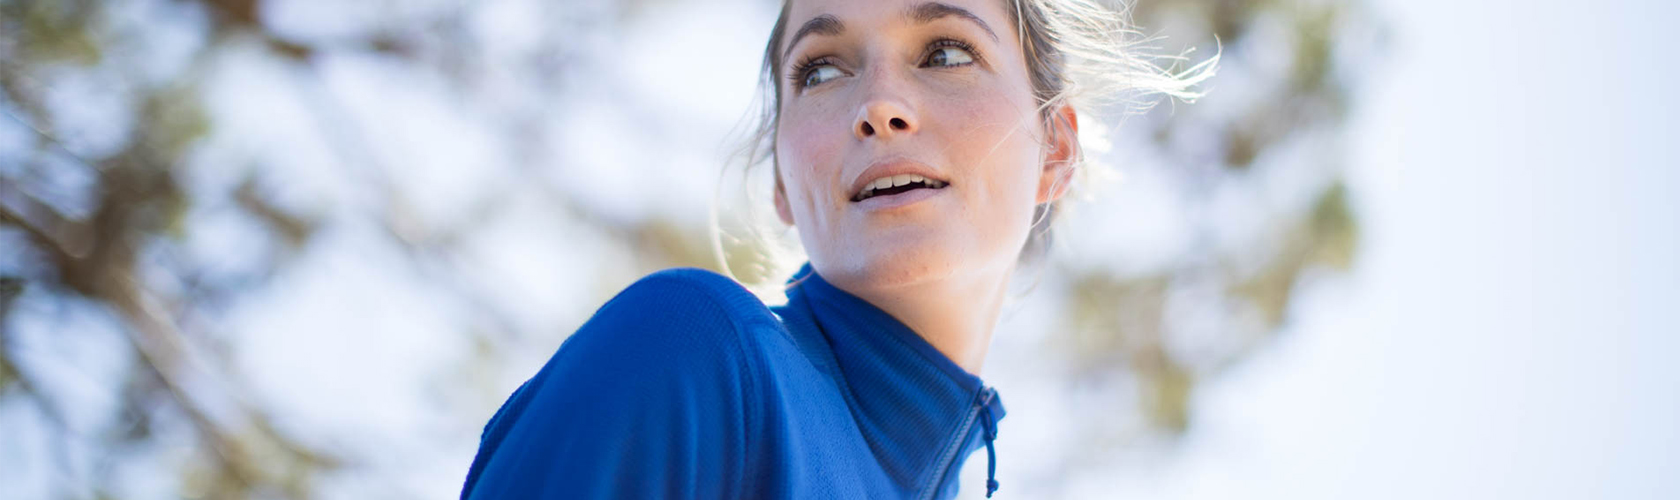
[860,122,875,136]
[889,118,907,130]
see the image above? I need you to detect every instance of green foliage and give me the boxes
[1047,0,1382,450]
[10,0,105,65]
[1311,181,1359,270]
[0,0,1384,495]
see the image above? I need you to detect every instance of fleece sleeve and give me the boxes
[460,269,766,499]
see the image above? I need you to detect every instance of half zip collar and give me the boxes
[774,263,1007,497]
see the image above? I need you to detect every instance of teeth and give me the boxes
[855,174,948,201]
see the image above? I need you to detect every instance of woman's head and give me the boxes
[770,0,1076,291]
[728,0,1214,290]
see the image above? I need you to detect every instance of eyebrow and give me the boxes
[905,2,999,42]
[780,2,1001,62]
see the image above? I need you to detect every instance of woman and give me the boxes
[461,0,1210,498]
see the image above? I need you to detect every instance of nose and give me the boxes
[854,79,918,140]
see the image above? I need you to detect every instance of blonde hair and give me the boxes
[712,0,1217,288]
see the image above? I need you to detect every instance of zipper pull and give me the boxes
[978,388,999,497]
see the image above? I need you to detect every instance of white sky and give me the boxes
[1021,0,1680,498]
[5,0,1675,498]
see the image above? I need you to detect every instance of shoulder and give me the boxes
[558,267,781,373]
[613,267,770,314]
[509,268,783,421]
[464,269,784,498]
[593,267,780,335]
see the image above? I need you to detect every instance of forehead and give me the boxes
[784,0,1014,40]
[789,0,1007,15]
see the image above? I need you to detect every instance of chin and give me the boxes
[815,234,968,292]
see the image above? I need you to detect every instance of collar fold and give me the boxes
[772,263,1006,495]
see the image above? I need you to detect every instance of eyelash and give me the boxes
[787,55,836,89]
[787,37,984,90]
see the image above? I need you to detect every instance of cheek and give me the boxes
[778,119,845,209]
[948,102,1042,198]
[942,98,1045,237]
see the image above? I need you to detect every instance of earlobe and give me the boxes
[773,176,796,226]
[1038,105,1080,204]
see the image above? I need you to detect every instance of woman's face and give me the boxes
[774,0,1074,290]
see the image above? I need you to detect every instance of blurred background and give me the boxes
[0,0,1674,498]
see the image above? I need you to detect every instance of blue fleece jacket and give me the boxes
[460,263,1006,499]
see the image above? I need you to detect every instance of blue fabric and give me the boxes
[460,263,1006,499]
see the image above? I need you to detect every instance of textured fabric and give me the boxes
[460,264,1006,499]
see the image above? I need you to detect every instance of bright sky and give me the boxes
[1025,0,1680,498]
[4,1,1674,499]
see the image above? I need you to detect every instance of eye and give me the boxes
[922,42,976,68]
[802,64,845,88]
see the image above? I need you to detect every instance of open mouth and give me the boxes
[851,174,950,202]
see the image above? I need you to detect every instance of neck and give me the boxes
[833,265,1013,375]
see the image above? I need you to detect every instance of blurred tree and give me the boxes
[1045,0,1381,456]
[0,0,1381,497]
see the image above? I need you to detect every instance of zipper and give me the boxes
[916,387,998,500]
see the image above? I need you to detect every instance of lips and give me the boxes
[851,173,950,202]
[848,160,951,202]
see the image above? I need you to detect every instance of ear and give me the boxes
[1037,103,1079,205]
[773,170,796,226]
